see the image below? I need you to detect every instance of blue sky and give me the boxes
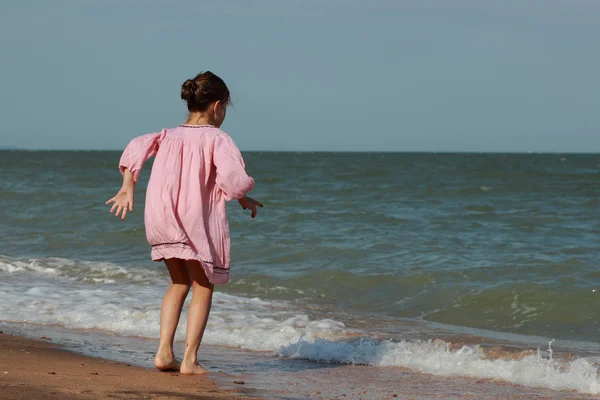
[1,0,599,152]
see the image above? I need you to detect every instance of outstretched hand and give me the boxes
[106,187,134,220]
[238,196,263,218]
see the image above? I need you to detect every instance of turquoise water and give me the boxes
[2,151,600,341]
[2,150,600,395]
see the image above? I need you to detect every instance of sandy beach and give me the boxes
[3,329,600,400]
[0,332,256,400]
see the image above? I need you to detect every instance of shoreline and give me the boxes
[2,327,600,400]
[0,331,258,400]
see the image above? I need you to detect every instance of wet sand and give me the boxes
[264,363,600,400]
[0,332,256,400]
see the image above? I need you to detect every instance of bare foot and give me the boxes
[180,361,208,375]
[154,350,180,372]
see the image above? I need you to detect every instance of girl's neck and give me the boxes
[184,113,214,127]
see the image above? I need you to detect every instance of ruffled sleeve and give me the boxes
[213,133,254,201]
[119,129,167,182]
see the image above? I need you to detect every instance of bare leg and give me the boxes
[154,258,190,371]
[180,260,214,375]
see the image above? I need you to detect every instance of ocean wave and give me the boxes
[4,255,597,343]
[279,337,600,394]
[420,282,600,345]
[2,256,600,394]
[0,255,164,284]
[0,269,361,353]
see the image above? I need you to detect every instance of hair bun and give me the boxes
[180,71,230,112]
[181,79,197,101]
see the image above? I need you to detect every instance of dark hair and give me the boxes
[181,71,230,112]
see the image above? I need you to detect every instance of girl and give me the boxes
[106,71,262,375]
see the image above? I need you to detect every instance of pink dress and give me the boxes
[118,124,254,284]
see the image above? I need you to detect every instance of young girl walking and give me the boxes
[106,71,263,374]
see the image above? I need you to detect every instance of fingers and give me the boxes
[110,202,118,214]
[128,201,133,212]
[106,198,115,205]
[121,207,127,220]
[250,198,263,208]
[246,200,263,218]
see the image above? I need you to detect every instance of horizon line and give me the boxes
[1,148,599,155]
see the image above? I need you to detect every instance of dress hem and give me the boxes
[150,246,230,284]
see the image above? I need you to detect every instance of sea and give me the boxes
[2,150,600,398]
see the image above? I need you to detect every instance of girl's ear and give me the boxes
[213,100,222,114]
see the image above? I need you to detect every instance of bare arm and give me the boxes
[106,168,136,220]
[106,131,165,220]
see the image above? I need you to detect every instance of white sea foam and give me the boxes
[2,255,600,394]
[231,278,308,296]
[0,255,164,284]
[0,256,352,347]
[280,338,600,394]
